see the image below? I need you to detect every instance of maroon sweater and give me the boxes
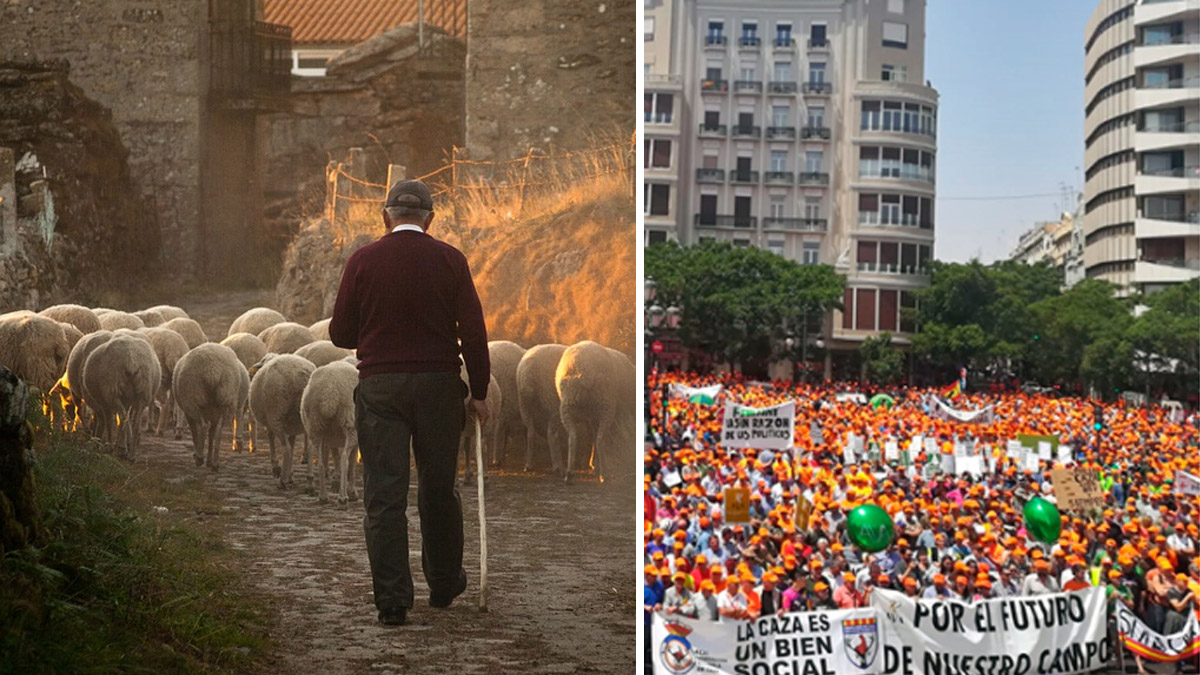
[329,229,491,400]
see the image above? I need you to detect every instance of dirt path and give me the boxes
[127,291,634,674]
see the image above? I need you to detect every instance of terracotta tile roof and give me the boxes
[264,0,466,46]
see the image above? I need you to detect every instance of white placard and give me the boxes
[884,441,899,461]
[1057,444,1073,465]
[662,471,682,488]
[1037,441,1052,460]
[721,402,795,450]
[1006,440,1023,459]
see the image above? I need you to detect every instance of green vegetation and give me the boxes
[1,417,272,675]
[645,242,845,367]
[860,332,905,385]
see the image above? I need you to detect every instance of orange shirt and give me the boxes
[745,588,762,616]
[1063,579,1091,592]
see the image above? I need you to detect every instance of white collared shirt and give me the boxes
[391,224,425,234]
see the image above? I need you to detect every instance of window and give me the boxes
[644,93,674,124]
[879,289,898,331]
[770,150,788,172]
[882,22,908,49]
[881,64,906,82]
[920,197,933,229]
[772,105,790,127]
[647,230,668,244]
[859,194,879,224]
[698,195,718,225]
[702,154,718,169]
[703,110,721,129]
[775,23,792,46]
[708,21,724,41]
[805,151,823,173]
[810,23,826,47]
[644,139,672,169]
[862,101,880,130]
[881,194,901,223]
[645,17,655,41]
[733,238,751,248]
[645,183,670,216]
[804,196,821,220]
[802,242,820,265]
[768,240,785,257]
[774,61,792,82]
[740,66,757,82]
[809,62,826,84]
[742,22,758,40]
[882,101,901,131]
[807,106,825,127]
[888,0,905,13]
[769,198,786,219]
[856,289,876,331]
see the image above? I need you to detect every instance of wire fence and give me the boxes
[323,136,635,227]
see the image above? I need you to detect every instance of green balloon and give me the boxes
[846,504,895,553]
[1023,497,1062,544]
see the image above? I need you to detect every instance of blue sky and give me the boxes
[927,0,1092,263]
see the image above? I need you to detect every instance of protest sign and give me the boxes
[1006,440,1022,460]
[1022,448,1041,473]
[1115,601,1200,663]
[923,437,937,457]
[721,402,795,450]
[1049,468,1105,511]
[663,471,683,488]
[1175,470,1200,497]
[942,454,956,475]
[652,609,884,675]
[910,436,924,459]
[956,455,982,477]
[885,441,899,462]
[1037,441,1052,460]
[1017,433,1057,454]
[1057,444,1073,465]
[871,588,1109,675]
[796,494,814,531]
[724,487,751,523]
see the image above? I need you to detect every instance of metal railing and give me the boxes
[701,79,729,92]
[695,214,757,228]
[705,35,727,46]
[644,113,674,124]
[766,126,796,139]
[802,82,833,94]
[729,170,760,183]
[695,168,726,183]
[734,80,763,93]
[1141,165,1200,177]
[768,81,798,94]
[799,172,829,185]
[801,126,831,140]
[646,74,682,86]
[1141,258,1200,270]
[856,262,930,275]
[1141,33,1200,46]
[1139,76,1200,89]
[1140,208,1200,223]
[859,161,934,183]
[859,212,923,227]
[807,38,828,49]
[1140,121,1200,133]
[765,171,795,184]
[773,37,795,48]
[731,125,762,138]
[763,217,828,231]
[698,123,728,135]
[740,36,762,47]
[208,20,292,101]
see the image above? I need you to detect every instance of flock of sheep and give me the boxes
[0,303,635,504]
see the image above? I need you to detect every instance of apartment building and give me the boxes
[1083,0,1199,296]
[644,0,939,352]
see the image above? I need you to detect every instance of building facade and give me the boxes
[1083,0,1199,296]
[644,0,938,352]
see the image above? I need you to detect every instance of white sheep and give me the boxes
[82,334,161,458]
[488,340,526,466]
[39,304,101,335]
[294,340,353,367]
[258,322,315,354]
[97,311,145,331]
[300,360,359,503]
[220,332,268,452]
[162,317,208,350]
[141,327,190,438]
[65,330,114,426]
[227,307,286,338]
[555,341,635,483]
[515,343,568,474]
[249,354,314,488]
[173,343,250,471]
[144,305,189,322]
[0,313,72,392]
[309,318,331,341]
[132,309,166,327]
[459,369,502,484]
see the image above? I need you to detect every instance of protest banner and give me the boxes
[871,588,1109,675]
[1175,470,1200,497]
[1115,601,1200,663]
[652,609,884,675]
[1049,468,1105,511]
[674,384,723,405]
[795,494,814,531]
[721,402,796,450]
[724,487,751,523]
[929,398,995,424]
[1017,433,1057,454]
[956,455,982,477]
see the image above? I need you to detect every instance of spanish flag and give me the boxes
[942,381,961,400]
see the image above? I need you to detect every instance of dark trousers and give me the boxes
[355,371,467,611]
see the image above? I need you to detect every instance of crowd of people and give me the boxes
[643,370,1200,667]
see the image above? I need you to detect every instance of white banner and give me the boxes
[870,588,1110,675]
[675,384,723,403]
[652,608,884,675]
[929,398,996,424]
[1115,601,1200,662]
[1176,470,1200,496]
[721,402,795,450]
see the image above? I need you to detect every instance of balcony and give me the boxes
[729,170,760,183]
[701,79,729,92]
[1136,165,1200,195]
[807,38,829,51]
[739,36,762,48]
[860,161,935,183]
[698,123,728,137]
[731,125,762,138]
[763,217,828,232]
[856,262,930,276]
[208,20,293,110]
[1136,258,1200,284]
[768,81,798,94]
[801,126,831,140]
[695,214,757,228]
[766,126,796,140]
[798,172,829,185]
[773,37,795,49]
[695,168,726,183]
[734,80,763,93]
[705,35,728,47]
[644,112,674,124]
[764,171,795,184]
[802,82,833,95]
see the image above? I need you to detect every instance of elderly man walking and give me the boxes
[330,179,491,627]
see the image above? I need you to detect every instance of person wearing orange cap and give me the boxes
[1062,557,1091,592]
[695,580,720,622]
[924,573,952,599]
[717,573,750,621]
[644,564,665,657]
[709,565,728,594]
[663,571,698,618]
[972,577,993,602]
[834,571,862,608]
[754,572,783,619]
[1164,572,1195,634]
[811,581,837,610]
[1022,559,1060,596]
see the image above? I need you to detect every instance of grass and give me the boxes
[0,413,273,675]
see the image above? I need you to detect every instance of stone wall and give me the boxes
[0,0,204,277]
[0,61,155,310]
[465,0,635,161]
[259,24,465,255]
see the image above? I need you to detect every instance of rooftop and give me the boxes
[263,0,466,46]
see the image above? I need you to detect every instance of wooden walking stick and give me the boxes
[474,417,489,612]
